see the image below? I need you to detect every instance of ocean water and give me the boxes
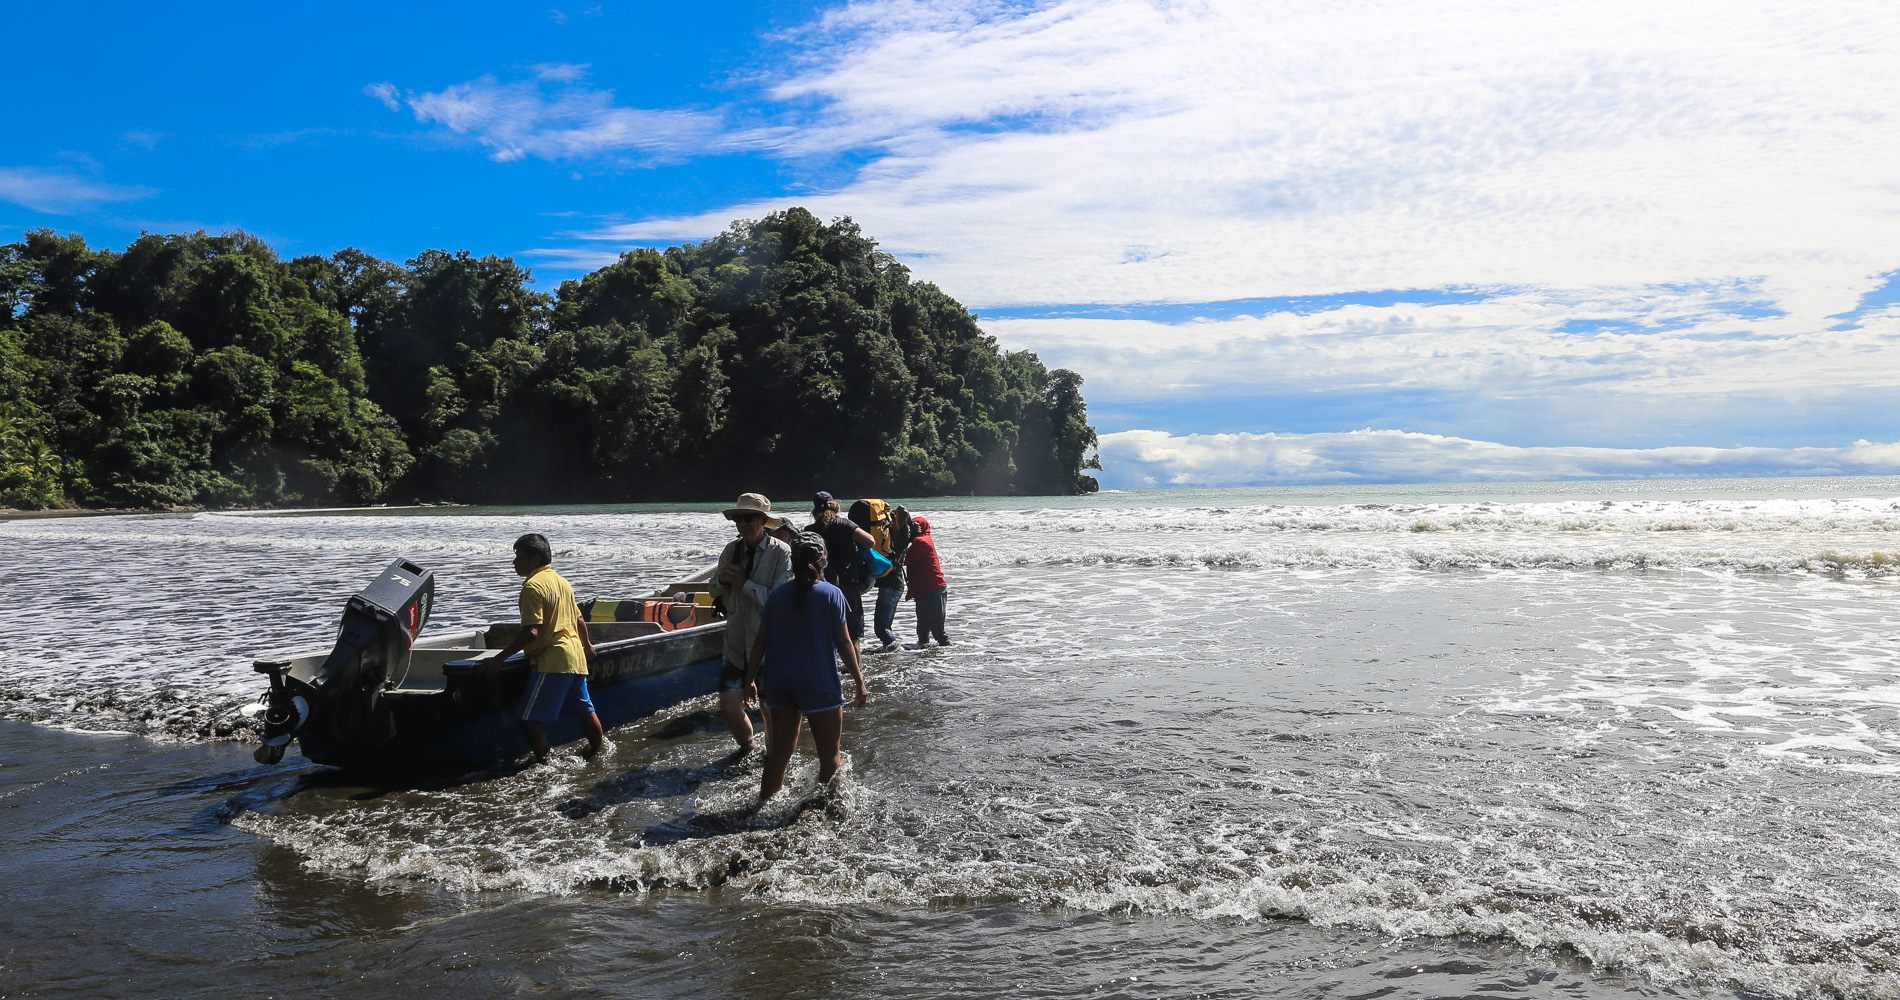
[6,477,1900,998]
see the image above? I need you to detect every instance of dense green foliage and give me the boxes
[0,209,1098,509]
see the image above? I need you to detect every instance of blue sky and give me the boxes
[8,1,1900,487]
[1,2,813,259]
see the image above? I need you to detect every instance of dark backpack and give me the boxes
[823,519,870,592]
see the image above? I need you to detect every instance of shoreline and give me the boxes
[0,505,203,521]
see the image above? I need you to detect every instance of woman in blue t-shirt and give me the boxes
[744,533,870,800]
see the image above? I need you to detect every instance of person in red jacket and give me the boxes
[901,515,949,647]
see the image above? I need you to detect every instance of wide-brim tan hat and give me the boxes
[723,492,783,528]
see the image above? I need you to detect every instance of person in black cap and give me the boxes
[805,491,875,648]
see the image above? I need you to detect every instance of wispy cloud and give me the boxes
[546,5,601,25]
[365,82,401,112]
[531,62,590,83]
[118,129,163,150]
[520,243,623,271]
[584,0,1900,317]
[1100,428,1900,488]
[375,1,1900,465]
[371,74,767,164]
[536,0,1900,463]
[0,167,153,214]
[231,127,341,149]
[980,283,1900,404]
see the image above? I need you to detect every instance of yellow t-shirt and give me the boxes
[519,565,588,675]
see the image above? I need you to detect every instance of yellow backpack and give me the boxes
[849,498,901,580]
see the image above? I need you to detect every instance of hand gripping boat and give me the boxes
[248,559,724,769]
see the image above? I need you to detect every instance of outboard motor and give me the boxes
[252,559,434,764]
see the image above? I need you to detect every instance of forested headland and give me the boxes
[0,208,1100,510]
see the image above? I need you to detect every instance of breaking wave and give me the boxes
[228,690,1900,1000]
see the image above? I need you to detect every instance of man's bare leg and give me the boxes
[579,712,606,758]
[760,707,804,800]
[519,720,550,761]
[719,690,755,750]
[807,707,844,786]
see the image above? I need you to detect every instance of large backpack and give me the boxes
[848,498,901,584]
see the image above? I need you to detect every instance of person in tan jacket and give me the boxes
[708,493,792,752]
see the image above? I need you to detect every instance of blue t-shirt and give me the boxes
[759,580,848,695]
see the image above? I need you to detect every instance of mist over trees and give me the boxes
[0,208,1100,509]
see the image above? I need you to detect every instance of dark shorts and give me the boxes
[717,660,748,693]
[516,672,594,722]
[760,688,846,713]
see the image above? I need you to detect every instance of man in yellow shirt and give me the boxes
[483,533,604,761]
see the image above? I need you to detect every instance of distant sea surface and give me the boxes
[7,476,1900,998]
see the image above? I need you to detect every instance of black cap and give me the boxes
[812,491,834,506]
[792,532,828,564]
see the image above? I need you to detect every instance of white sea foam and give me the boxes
[12,497,1900,583]
[15,482,1900,998]
[229,692,1900,998]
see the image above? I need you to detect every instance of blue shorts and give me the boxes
[517,672,595,722]
[761,688,845,713]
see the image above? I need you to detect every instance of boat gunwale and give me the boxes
[438,620,723,673]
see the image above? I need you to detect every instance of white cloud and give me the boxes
[365,82,401,111]
[980,288,1900,404]
[381,1,1900,461]
[0,167,153,214]
[539,0,1900,457]
[380,75,763,164]
[1099,428,1900,488]
[531,62,591,82]
[590,0,1900,323]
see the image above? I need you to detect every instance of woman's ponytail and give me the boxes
[791,534,825,612]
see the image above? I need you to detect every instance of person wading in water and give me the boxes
[482,533,603,762]
[745,533,868,799]
[708,493,791,753]
[805,492,876,650]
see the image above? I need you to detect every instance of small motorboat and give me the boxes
[248,559,724,769]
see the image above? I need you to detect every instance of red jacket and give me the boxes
[904,516,947,594]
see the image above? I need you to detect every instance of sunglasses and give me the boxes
[732,512,765,524]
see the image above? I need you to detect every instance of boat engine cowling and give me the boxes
[253,558,434,764]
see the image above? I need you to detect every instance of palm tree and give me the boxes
[23,438,59,479]
[0,406,21,470]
